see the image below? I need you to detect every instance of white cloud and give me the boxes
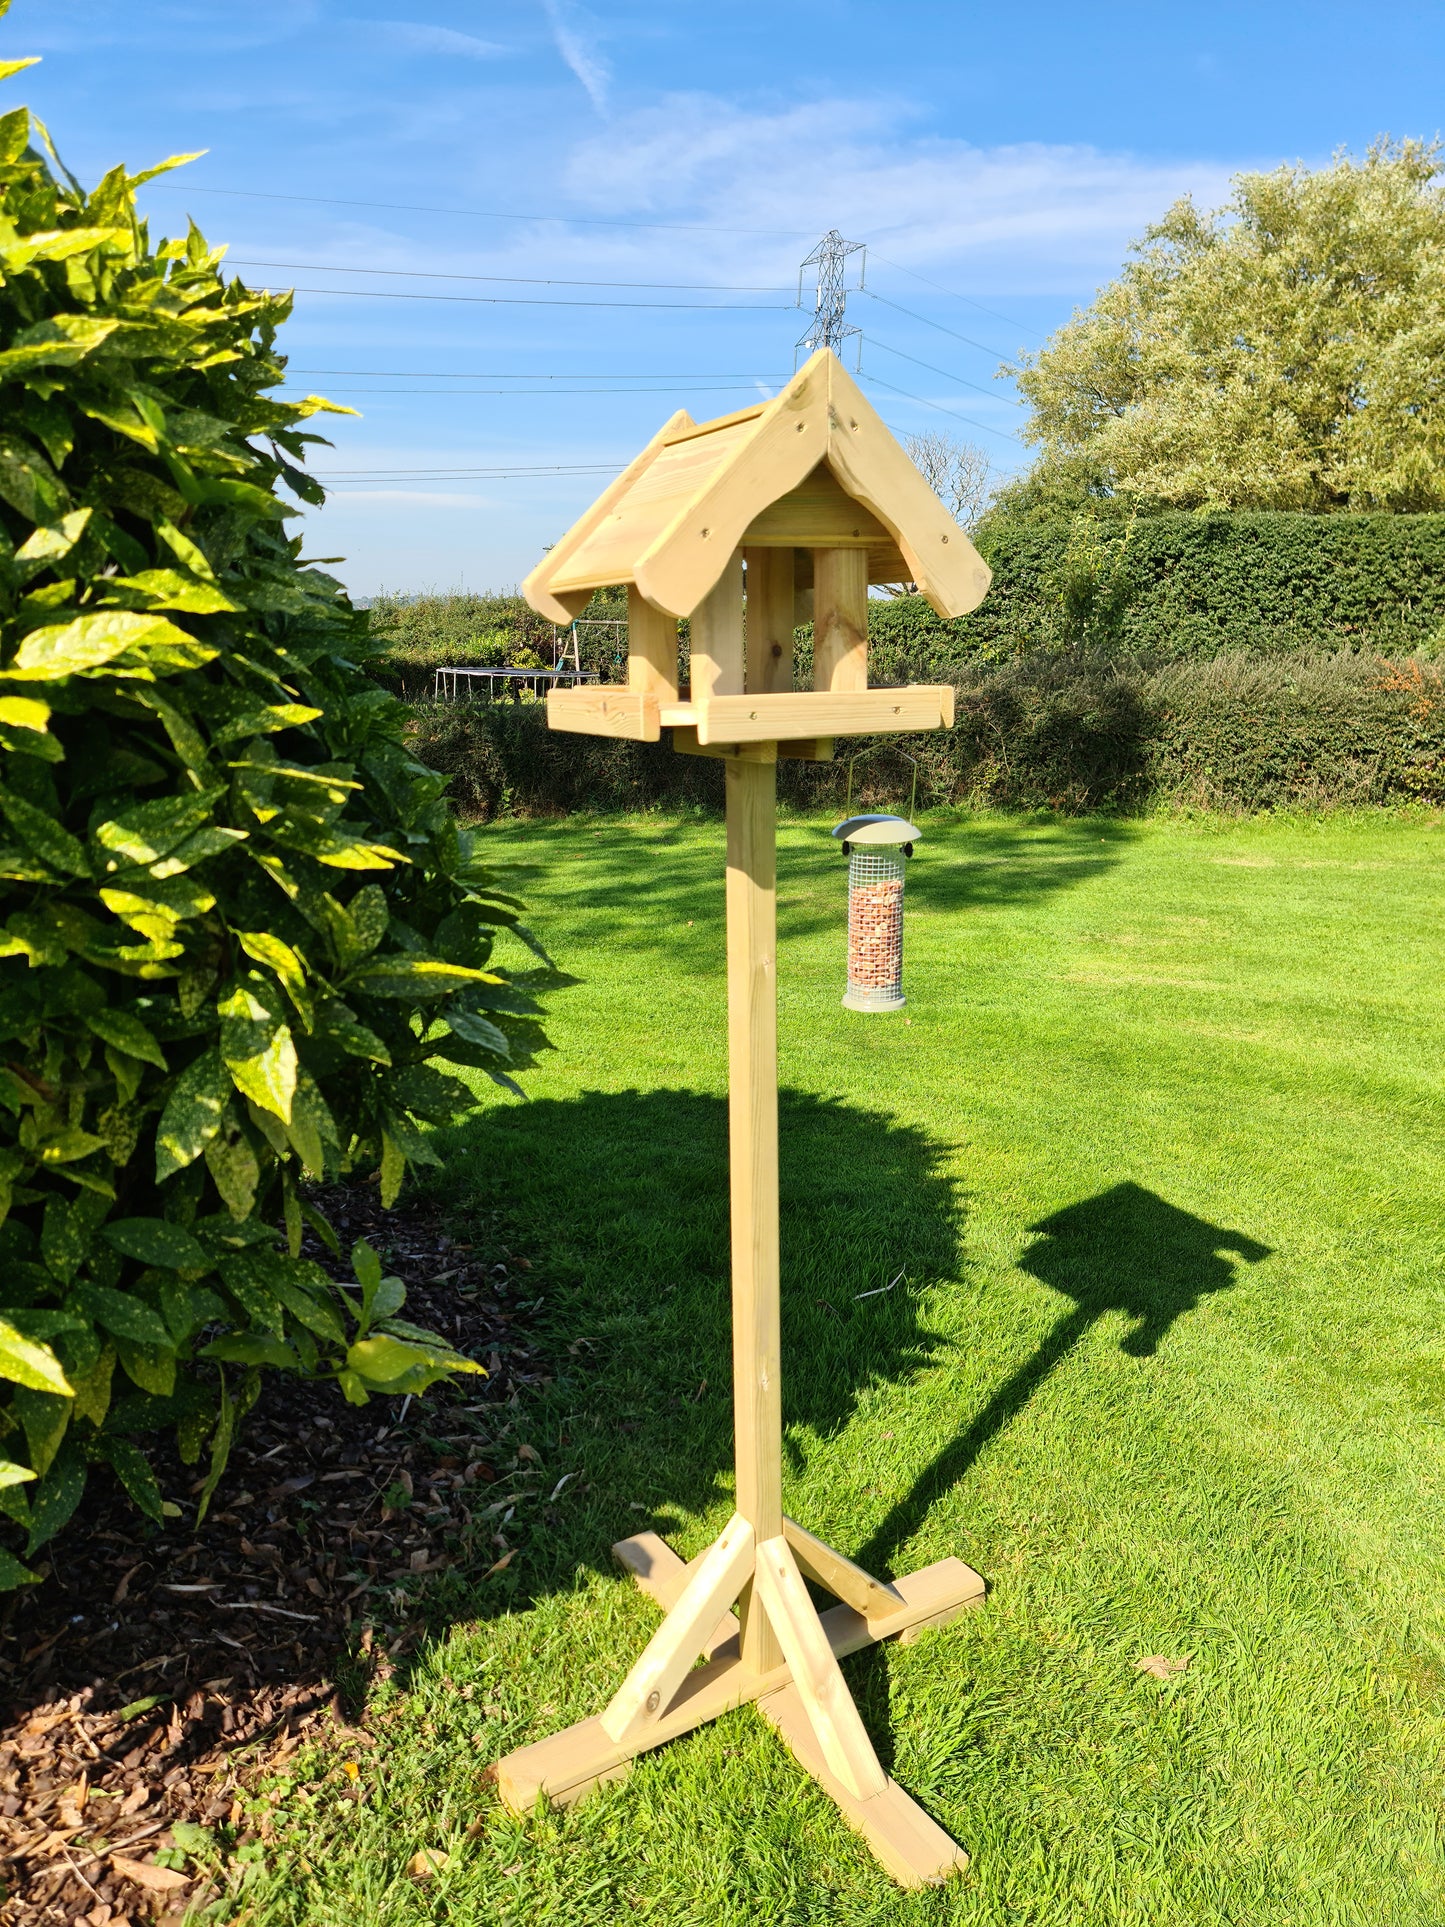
[558,97,1242,295]
[372,20,506,62]
[540,0,610,115]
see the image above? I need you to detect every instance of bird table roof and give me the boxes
[522,348,992,624]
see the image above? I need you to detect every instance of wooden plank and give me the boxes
[813,549,869,692]
[744,547,796,695]
[742,464,893,550]
[664,401,770,445]
[782,1517,902,1618]
[634,354,829,620]
[694,686,952,745]
[752,1534,886,1801]
[672,728,776,763]
[612,1532,739,1659]
[550,419,761,598]
[757,1686,968,1888]
[627,586,678,700]
[690,552,745,700]
[493,1554,985,1813]
[523,408,692,623]
[823,357,992,619]
[546,685,661,742]
[599,1514,754,1744]
[725,753,785,1677]
[671,729,831,763]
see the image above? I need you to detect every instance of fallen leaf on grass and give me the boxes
[408,1848,451,1879]
[484,1550,515,1577]
[1135,1654,1192,1681]
[111,1854,190,1892]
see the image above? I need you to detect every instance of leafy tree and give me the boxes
[0,45,548,1586]
[1009,139,1445,512]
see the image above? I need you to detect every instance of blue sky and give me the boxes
[12,2,1444,597]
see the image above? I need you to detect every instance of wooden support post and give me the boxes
[783,1517,902,1618]
[744,548,796,695]
[600,1515,754,1744]
[725,748,784,1675]
[753,1534,887,1800]
[691,551,745,699]
[627,585,678,700]
[813,549,868,692]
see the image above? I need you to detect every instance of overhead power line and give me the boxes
[865,251,1041,341]
[861,289,1015,363]
[282,383,773,397]
[864,337,1024,407]
[230,258,793,293]
[316,464,624,475]
[285,368,780,379]
[858,372,1023,446]
[260,284,790,311]
[150,182,810,237]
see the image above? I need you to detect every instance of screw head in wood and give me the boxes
[645,1690,660,1714]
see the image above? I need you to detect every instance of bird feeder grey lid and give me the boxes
[831,813,922,846]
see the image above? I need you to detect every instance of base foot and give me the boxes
[492,1527,984,1887]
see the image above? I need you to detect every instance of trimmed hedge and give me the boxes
[369,515,1445,698]
[411,652,1445,818]
[963,512,1445,661]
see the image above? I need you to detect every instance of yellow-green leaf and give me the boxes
[0,696,49,732]
[0,1321,73,1396]
[154,1048,229,1181]
[219,982,297,1122]
[5,610,197,681]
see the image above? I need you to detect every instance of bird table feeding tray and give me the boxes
[493,350,992,1889]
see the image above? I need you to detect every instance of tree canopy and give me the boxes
[1007,140,1445,514]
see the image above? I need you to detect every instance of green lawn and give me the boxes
[255,808,1445,1926]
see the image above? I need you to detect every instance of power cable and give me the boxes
[865,251,1042,340]
[260,285,790,310]
[229,258,794,293]
[311,463,625,476]
[149,182,810,237]
[285,368,780,378]
[280,384,773,396]
[864,336,1024,407]
[858,372,1023,446]
[861,289,1015,362]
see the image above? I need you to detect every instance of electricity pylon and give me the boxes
[795,229,866,369]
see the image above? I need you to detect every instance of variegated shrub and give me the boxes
[0,52,548,1586]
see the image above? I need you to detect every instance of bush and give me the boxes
[409,652,1445,820]
[0,94,549,1585]
[964,511,1445,660]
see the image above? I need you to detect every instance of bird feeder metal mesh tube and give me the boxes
[844,846,906,1011]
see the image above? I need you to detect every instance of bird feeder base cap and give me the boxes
[842,988,906,1014]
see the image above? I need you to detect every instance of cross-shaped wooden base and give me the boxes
[495,1520,984,1887]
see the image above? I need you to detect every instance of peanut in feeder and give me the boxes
[833,813,920,1013]
[494,349,995,1889]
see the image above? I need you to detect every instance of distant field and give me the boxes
[245,810,1445,1926]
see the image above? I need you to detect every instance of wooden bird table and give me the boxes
[493,351,992,1887]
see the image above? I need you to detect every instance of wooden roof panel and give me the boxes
[524,350,991,623]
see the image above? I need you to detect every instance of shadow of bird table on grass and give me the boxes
[856,1181,1272,1576]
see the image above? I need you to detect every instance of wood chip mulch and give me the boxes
[0,1183,552,1927]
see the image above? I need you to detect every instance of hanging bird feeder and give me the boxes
[833,814,920,1011]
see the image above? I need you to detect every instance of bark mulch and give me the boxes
[0,1184,551,1927]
